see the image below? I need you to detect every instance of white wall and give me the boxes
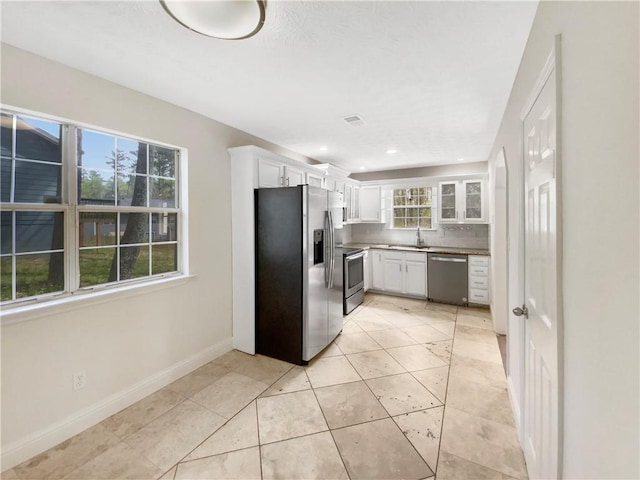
[0,44,316,469]
[487,2,639,478]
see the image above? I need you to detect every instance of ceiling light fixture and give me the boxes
[160,0,266,40]
[457,158,465,162]
[320,146,328,151]
[360,166,366,170]
[386,149,397,155]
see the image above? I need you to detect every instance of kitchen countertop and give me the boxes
[344,243,490,256]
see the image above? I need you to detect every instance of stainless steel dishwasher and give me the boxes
[427,253,468,305]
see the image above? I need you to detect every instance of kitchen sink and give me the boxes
[376,244,430,251]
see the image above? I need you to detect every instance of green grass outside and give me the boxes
[1,245,177,301]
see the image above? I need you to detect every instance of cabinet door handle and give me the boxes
[405,264,408,272]
[280,176,284,186]
[286,177,290,186]
[463,210,466,219]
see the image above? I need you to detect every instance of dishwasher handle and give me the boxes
[430,256,467,263]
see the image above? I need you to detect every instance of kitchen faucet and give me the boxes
[416,226,425,247]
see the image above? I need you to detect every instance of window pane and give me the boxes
[117,138,147,175]
[1,158,11,202]
[120,212,149,245]
[120,245,149,280]
[117,174,147,207]
[150,145,176,178]
[79,168,115,205]
[152,244,177,274]
[79,212,117,247]
[406,196,418,206]
[150,178,176,208]
[1,211,12,254]
[441,208,456,219]
[15,160,62,203]
[393,196,405,206]
[15,116,61,163]
[16,211,64,253]
[152,213,177,242]
[406,218,418,228]
[393,208,405,218]
[79,248,116,287]
[16,252,64,298]
[78,129,115,170]
[1,256,11,301]
[419,217,432,228]
[1,113,12,157]
[418,207,431,217]
[393,218,406,228]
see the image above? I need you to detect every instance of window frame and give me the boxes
[0,107,188,309]
[391,186,435,230]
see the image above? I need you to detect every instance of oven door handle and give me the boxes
[346,252,365,261]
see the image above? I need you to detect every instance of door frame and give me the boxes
[512,34,564,477]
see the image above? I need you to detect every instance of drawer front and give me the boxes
[469,255,489,267]
[469,288,489,303]
[382,250,404,261]
[405,252,427,263]
[469,265,489,277]
[469,276,489,289]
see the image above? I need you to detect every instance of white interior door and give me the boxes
[520,45,562,479]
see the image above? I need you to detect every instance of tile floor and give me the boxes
[5,293,528,480]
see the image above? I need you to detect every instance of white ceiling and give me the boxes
[0,1,538,173]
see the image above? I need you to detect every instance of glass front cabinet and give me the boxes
[438,178,486,223]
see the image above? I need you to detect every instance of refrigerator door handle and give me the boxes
[327,210,336,288]
[324,211,330,288]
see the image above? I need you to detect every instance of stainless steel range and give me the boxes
[344,247,365,314]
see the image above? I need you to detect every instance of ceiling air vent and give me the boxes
[343,114,365,127]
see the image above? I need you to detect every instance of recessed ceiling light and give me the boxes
[359,166,365,170]
[457,158,465,162]
[386,149,397,155]
[320,146,328,151]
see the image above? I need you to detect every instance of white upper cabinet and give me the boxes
[344,181,361,223]
[360,186,382,222]
[285,165,305,187]
[438,178,487,223]
[306,171,323,188]
[258,157,285,188]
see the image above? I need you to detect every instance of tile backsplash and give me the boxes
[346,223,489,250]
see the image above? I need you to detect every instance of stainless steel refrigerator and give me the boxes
[255,185,343,365]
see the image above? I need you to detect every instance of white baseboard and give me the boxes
[1,337,233,471]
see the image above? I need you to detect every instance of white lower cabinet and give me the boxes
[383,256,404,293]
[468,255,490,305]
[405,259,427,296]
[363,250,371,292]
[371,250,385,290]
[370,249,427,298]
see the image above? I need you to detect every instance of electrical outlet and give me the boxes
[73,370,86,391]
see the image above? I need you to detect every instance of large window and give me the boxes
[392,187,433,229]
[0,110,182,305]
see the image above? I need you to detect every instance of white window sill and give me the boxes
[0,274,196,326]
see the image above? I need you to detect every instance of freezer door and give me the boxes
[304,186,329,361]
[327,191,344,341]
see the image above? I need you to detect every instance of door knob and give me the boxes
[512,305,528,319]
